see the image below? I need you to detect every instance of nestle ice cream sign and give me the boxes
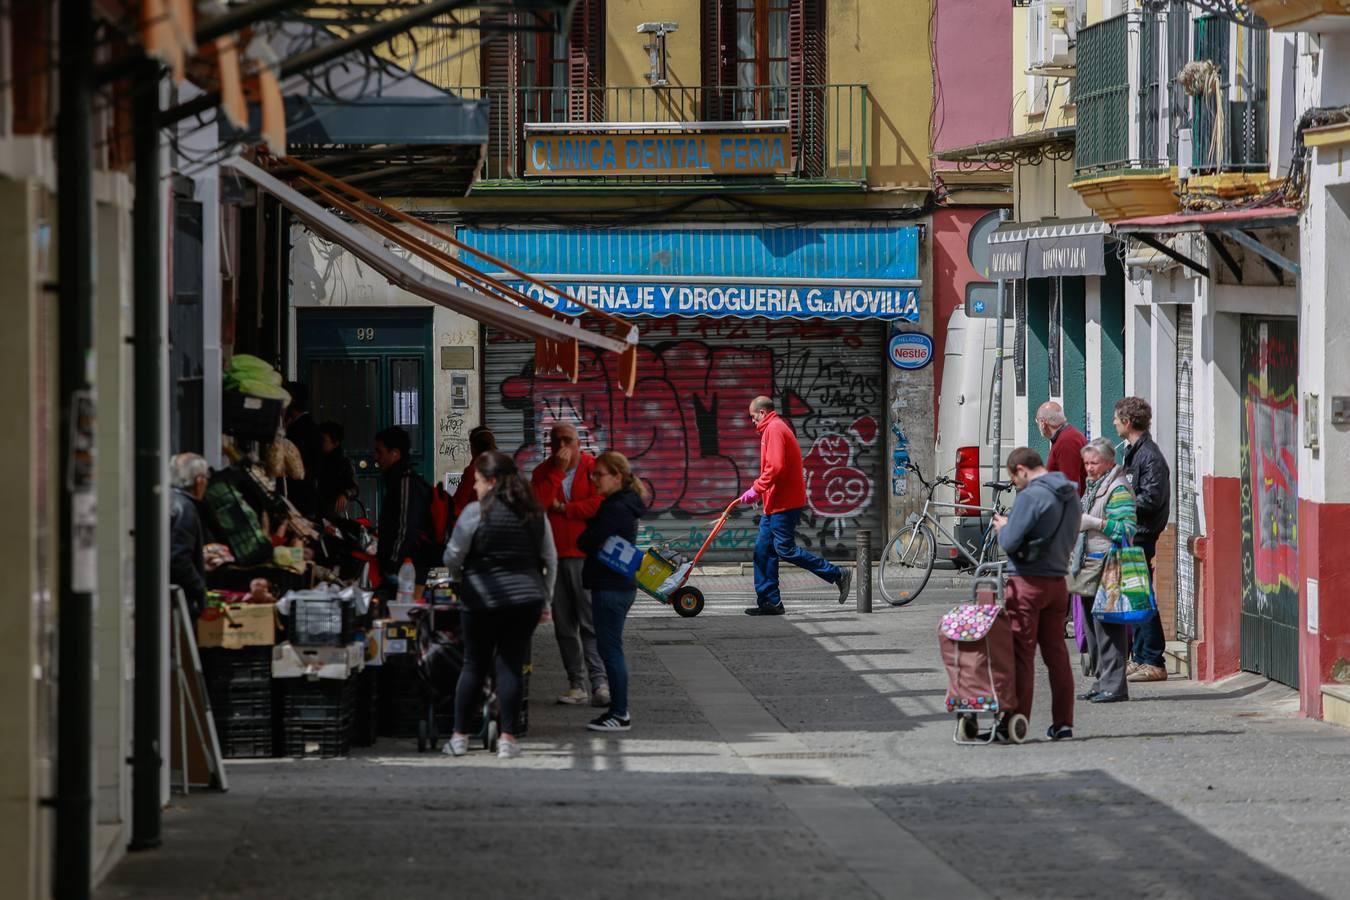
[888,332,933,370]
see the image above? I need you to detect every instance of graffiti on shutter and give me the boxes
[483,317,886,561]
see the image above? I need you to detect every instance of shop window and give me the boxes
[171,197,205,455]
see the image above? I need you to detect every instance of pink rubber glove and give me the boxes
[738,487,760,505]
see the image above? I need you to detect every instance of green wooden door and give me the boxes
[296,308,434,519]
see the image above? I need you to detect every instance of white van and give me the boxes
[929,307,1017,565]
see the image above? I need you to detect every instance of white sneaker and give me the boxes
[557,687,588,705]
[443,735,468,757]
[591,686,612,708]
[497,739,522,759]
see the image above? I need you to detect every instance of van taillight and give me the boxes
[956,446,980,517]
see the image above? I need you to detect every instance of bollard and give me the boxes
[856,530,873,613]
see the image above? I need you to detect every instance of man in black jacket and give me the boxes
[170,453,212,617]
[374,426,433,598]
[1114,397,1172,683]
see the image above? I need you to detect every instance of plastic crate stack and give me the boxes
[352,667,379,748]
[202,647,275,759]
[378,652,423,739]
[280,677,357,758]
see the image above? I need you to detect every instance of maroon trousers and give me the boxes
[1003,574,1075,728]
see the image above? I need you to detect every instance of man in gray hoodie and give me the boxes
[993,447,1082,741]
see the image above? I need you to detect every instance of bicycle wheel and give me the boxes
[879,521,936,606]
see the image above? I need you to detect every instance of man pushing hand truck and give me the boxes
[740,396,853,616]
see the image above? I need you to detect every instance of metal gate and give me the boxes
[483,317,887,562]
[1238,316,1299,688]
[1174,305,1197,640]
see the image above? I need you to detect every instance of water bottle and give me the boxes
[396,558,416,605]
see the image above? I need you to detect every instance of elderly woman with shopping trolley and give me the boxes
[1069,437,1138,704]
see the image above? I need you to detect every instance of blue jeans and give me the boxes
[1130,538,1166,666]
[752,507,842,608]
[592,588,637,718]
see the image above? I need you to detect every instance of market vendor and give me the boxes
[170,453,213,617]
[374,426,434,597]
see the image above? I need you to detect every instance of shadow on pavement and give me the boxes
[863,769,1330,900]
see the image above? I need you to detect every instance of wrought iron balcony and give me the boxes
[459,83,870,190]
[1074,6,1268,178]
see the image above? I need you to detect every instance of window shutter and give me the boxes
[788,0,827,176]
[567,0,605,122]
[701,0,736,120]
[480,14,520,177]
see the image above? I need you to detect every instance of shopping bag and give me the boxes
[1091,544,1156,624]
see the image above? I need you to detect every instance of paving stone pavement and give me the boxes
[97,574,1350,900]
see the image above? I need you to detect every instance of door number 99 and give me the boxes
[355,327,376,341]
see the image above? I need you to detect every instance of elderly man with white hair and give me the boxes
[1035,401,1087,495]
[170,453,212,616]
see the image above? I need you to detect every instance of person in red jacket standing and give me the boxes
[740,396,853,616]
[532,423,609,706]
[1037,401,1087,495]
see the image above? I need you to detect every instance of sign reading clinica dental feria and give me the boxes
[524,128,793,178]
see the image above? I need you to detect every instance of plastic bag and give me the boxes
[1092,544,1156,624]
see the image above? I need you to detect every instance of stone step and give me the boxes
[1322,684,1350,729]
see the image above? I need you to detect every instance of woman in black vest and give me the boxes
[578,451,647,733]
[443,451,557,759]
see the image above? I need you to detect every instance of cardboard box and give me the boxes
[385,601,418,622]
[383,620,417,655]
[271,641,364,680]
[364,622,386,667]
[197,603,277,650]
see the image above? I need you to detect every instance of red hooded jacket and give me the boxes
[752,412,808,515]
[532,451,604,559]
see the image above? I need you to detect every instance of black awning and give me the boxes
[989,217,1109,279]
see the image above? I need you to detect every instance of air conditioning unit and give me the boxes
[1028,0,1079,71]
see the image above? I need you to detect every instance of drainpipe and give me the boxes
[129,58,165,852]
[54,0,95,890]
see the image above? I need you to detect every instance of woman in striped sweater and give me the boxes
[1069,437,1138,704]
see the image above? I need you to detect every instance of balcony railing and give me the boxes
[460,84,869,187]
[1075,5,1269,178]
[1076,6,1189,174]
[1192,15,1268,171]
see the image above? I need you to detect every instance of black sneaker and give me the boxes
[836,568,853,605]
[744,605,785,616]
[586,712,631,732]
[1046,724,1073,741]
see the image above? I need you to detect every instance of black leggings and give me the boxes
[454,601,543,736]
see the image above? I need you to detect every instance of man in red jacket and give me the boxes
[740,396,852,615]
[532,423,609,706]
[1037,401,1087,495]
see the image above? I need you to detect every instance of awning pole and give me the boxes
[990,210,1009,476]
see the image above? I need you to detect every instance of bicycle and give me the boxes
[879,460,1016,607]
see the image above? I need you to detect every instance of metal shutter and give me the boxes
[483,317,887,562]
[1175,304,1197,640]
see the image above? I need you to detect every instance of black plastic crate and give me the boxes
[353,670,379,748]
[223,389,284,443]
[282,718,353,758]
[201,646,273,685]
[221,732,275,759]
[287,597,357,647]
[216,714,275,759]
[281,678,356,722]
[209,687,274,722]
[378,657,423,738]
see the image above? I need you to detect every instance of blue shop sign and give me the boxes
[500,279,919,321]
[457,226,922,322]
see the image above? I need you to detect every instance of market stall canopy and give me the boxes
[987,217,1110,280]
[1112,207,1300,280]
[228,94,489,196]
[223,155,640,393]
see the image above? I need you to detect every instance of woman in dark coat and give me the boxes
[577,451,646,733]
[443,451,557,759]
